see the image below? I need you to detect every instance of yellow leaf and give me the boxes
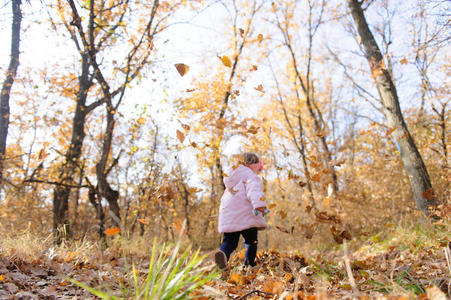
[0,275,4,282]
[400,57,408,65]
[176,130,185,143]
[218,55,232,67]
[136,117,146,125]
[259,197,265,201]
[269,203,277,209]
[174,63,189,76]
[257,33,263,43]
[249,65,258,71]
[104,227,121,236]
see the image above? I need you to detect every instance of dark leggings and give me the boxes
[220,227,258,266]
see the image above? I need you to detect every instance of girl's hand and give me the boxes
[256,207,266,213]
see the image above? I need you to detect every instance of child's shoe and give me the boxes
[214,250,227,269]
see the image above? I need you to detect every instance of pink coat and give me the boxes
[218,165,268,233]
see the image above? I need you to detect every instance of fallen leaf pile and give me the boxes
[198,242,450,299]
[0,237,449,299]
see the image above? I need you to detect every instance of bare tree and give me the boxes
[347,0,438,216]
[0,0,22,182]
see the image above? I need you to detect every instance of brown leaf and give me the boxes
[276,225,294,234]
[176,130,185,143]
[137,219,148,225]
[279,210,287,219]
[311,173,321,182]
[247,126,259,134]
[254,84,264,93]
[174,63,189,76]
[249,65,258,72]
[298,181,307,187]
[315,211,341,224]
[330,226,352,244]
[104,227,121,236]
[257,33,263,43]
[400,57,408,65]
[181,123,190,131]
[190,141,197,148]
[422,188,436,200]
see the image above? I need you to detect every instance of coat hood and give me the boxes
[223,164,253,190]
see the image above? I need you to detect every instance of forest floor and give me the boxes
[0,222,449,299]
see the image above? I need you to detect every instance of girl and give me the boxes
[215,152,268,269]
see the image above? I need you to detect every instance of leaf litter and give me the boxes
[0,229,449,299]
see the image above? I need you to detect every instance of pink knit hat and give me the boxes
[259,159,264,171]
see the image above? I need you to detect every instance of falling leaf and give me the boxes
[176,130,185,143]
[173,221,182,233]
[399,132,409,140]
[279,210,287,219]
[247,126,259,134]
[104,227,121,236]
[298,181,307,187]
[276,225,294,234]
[190,141,197,148]
[186,88,195,92]
[385,127,397,136]
[315,211,341,224]
[249,65,258,71]
[218,55,232,67]
[259,197,265,201]
[136,117,146,125]
[174,63,189,76]
[422,188,435,200]
[181,123,190,131]
[269,203,277,209]
[311,173,321,182]
[254,84,264,93]
[239,28,244,36]
[330,226,352,244]
[137,219,148,225]
[400,57,408,65]
[257,33,263,43]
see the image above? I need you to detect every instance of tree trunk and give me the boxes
[347,0,438,215]
[96,105,121,228]
[0,0,22,182]
[52,53,91,244]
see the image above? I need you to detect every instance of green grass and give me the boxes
[70,236,218,299]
